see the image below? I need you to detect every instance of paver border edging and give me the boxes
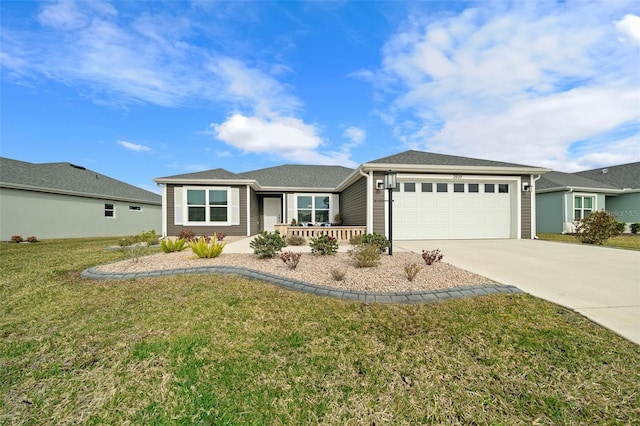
[81,265,523,304]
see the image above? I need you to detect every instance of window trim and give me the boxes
[105,203,115,218]
[295,194,332,225]
[573,194,595,221]
[183,186,232,226]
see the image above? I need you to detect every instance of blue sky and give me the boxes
[2,0,639,194]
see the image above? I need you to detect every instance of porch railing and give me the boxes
[274,224,367,241]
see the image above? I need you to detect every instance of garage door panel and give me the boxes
[392,180,514,240]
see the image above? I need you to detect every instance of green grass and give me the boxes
[538,233,640,251]
[1,238,639,424]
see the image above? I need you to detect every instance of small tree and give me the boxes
[574,210,622,245]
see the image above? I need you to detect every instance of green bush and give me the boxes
[119,230,160,247]
[631,223,640,234]
[250,231,287,259]
[309,234,339,255]
[189,236,225,258]
[348,243,381,268]
[575,210,622,245]
[358,233,391,253]
[616,222,626,234]
[286,235,306,246]
[160,238,187,253]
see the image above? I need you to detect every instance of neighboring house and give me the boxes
[153,150,549,240]
[536,162,640,233]
[0,157,162,240]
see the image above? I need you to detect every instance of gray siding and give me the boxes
[0,187,161,240]
[167,184,248,237]
[250,188,260,235]
[536,192,565,233]
[372,171,387,234]
[340,176,367,226]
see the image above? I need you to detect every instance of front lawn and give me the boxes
[537,233,640,251]
[1,239,638,424]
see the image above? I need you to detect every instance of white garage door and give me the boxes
[392,180,515,240]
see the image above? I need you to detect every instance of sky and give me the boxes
[1,0,639,194]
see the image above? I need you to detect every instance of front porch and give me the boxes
[273,224,367,241]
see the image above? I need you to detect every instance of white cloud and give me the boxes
[213,114,357,167]
[616,14,640,46]
[371,2,640,170]
[117,140,151,152]
[343,126,366,145]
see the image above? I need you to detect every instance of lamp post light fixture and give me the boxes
[384,170,397,255]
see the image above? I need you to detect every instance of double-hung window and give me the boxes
[574,195,594,220]
[297,195,330,224]
[187,189,229,223]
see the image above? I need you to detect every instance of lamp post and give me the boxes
[384,170,397,255]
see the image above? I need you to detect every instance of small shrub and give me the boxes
[216,233,226,241]
[349,234,364,245]
[329,269,346,281]
[286,235,306,246]
[404,262,423,282]
[631,223,640,234]
[11,235,23,243]
[280,251,302,270]
[422,249,444,266]
[250,231,287,259]
[138,229,160,245]
[575,210,622,245]
[160,238,187,253]
[178,228,196,242]
[359,232,391,253]
[189,236,225,258]
[615,222,626,234]
[25,236,39,243]
[309,234,339,255]
[349,243,381,268]
[290,218,298,226]
[118,236,137,247]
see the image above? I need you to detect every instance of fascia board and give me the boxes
[335,167,367,191]
[535,186,623,194]
[256,186,338,193]
[0,182,162,205]
[361,163,551,175]
[153,178,259,189]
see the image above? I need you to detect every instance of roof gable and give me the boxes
[155,168,248,181]
[574,162,640,189]
[367,150,536,168]
[240,165,354,189]
[0,157,161,204]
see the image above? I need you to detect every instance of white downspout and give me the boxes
[531,174,541,239]
[358,168,373,233]
[159,183,167,237]
[563,187,574,234]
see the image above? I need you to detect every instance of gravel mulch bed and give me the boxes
[96,249,499,293]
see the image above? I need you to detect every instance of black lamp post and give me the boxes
[384,170,397,255]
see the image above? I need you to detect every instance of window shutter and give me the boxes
[330,194,340,223]
[287,193,296,224]
[174,187,183,225]
[230,188,240,225]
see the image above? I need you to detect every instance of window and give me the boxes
[574,195,594,220]
[297,195,330,224]
[469,184,479,193]
[421,183,433,192]
[129,205,141,211]
[404,182,416,192]
[454,183,465,193]
[186,189,229,223]
[485,184,495,193]
[498,184,509,193]
[437,183,448,192]
[105,203,114,217]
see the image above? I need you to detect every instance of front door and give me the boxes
[263,197,282,231]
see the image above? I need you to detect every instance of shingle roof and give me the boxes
[536,171,618,191]
[367,150,537,168]
[155,168,249,181]
[240,165,354,188]
[0,157,161,204]
[574,162,640,189]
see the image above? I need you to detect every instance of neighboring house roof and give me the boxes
[0,157,161,204]
[240,165,354,189]
[536,171,619,192]
[574,162,640,190]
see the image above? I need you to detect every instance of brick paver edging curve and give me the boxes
[81,266,523,304]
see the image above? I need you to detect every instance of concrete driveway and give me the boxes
[394,239,640,345]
